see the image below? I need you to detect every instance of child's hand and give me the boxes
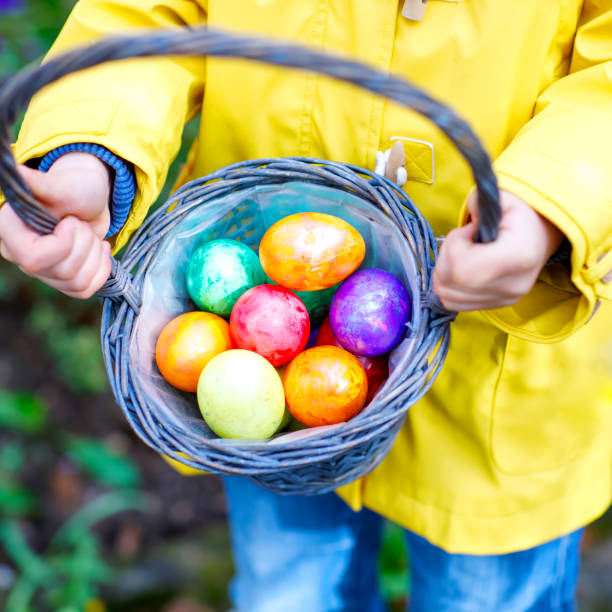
[0,152,113,299]
[433,190,564,311]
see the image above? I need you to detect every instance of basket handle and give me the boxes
[0,28,500,305]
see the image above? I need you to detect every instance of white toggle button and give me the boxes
[375,142,407,186]
[402,0,428,21]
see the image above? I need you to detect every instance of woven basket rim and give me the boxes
[101,157,452,475]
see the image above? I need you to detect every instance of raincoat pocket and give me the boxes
[491,303,612,476]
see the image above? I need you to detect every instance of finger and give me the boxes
[435,285,518,312]
[36,227,98,289]
[434,222,479,286]
[437,222,536,292]
[16,165,58,207]
[0,204,74,275]
[16,164,81,213]
[58,235,109,296]
[18,162,110,230]
[0,234,16,263]
[80,241,112,298]
[435,266,535,310]
[42,218,99,281]
[45,239,112,299]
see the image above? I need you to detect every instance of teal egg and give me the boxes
[293,285,340,326]
[186,239,266,317]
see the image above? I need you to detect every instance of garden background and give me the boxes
[1,1,611,610]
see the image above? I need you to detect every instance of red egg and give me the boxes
[316,317,388,402]
[360,354,389,403]
[230,285,310,366]
[315,317,343,348]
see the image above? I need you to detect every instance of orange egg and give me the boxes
[155,312,232,392]
[259,212,366,291]
[283,346,368,427]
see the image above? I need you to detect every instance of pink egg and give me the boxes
[230,285,310,366]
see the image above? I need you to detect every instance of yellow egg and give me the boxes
[197,350,285,439]
[259,213,366,291]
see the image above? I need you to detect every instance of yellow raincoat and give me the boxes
[3,0,612,554]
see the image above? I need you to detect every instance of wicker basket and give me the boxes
[0,28,500,494]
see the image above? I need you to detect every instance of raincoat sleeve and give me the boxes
[0,0,207,252]
[482,2,612,342]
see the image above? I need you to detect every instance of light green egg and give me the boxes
[197,350,285,439]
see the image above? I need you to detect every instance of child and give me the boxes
[1,1,611,609]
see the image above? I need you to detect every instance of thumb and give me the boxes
[16,163,110,238]
[446,220,478,245]
[435,221,478,284]
[17,165,61,210]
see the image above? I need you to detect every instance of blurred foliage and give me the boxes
[0,388,143,513]
[0,389,46,433]
[0,387,149,610]
[0,258,108,393]
[0,0,76,78]
[27,298,109,393]
[66,437,141,489]
[0,490,148,612]
[379,520,410,609]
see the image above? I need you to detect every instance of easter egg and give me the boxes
[292,284,339,326]
[306,325,320,349]
[155,312,232,392]
[161,452,206,476]
[265,275,338,326]
[315,317,389,402]
[315,316,342,348]
[230,285,310,366]
[197,350,285,439]
[259,212,365,291]
[361,354,389,403]
[284,346,368,427]
[329,269,411,356]
[186,239,266,317]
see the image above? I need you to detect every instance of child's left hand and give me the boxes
[433,190,564,312]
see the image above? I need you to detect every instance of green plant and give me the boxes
[0,490,149,612]
[26,299,109,394]
[0,0,76,78]
[0,387,149,609]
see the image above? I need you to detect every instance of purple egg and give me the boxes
[329,269,411,356]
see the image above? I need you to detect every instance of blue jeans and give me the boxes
[222,476,583,612]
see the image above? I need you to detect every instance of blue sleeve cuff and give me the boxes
[38,143,136,238]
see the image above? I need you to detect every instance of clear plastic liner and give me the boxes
[129,181,421,445]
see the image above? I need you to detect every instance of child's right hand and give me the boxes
[0,152,113,299]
